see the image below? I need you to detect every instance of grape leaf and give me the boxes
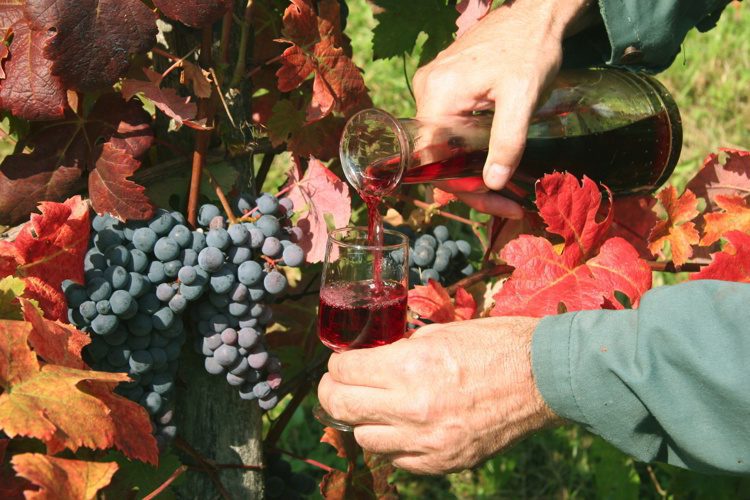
[88,143,154,221]
[372,0,457,65]
[286,157,351,263]
[266,99,306,147]
[492,173,651,317]
[276,0,371,122]
[700,195,750,246]
[536,174,613,264]
[647,186,701,266]
[0,21,67,121]
[407,280,477,323]
[153,0,232,29]
[11,453,118,500]
[0,276,25,320]
[0,318,158,462]
[320,427,398,500]
[691,230,750,283]
[22,299,89,370]
[0,196,88,320]
[608,195,658,259]
[180,60,212,99]
[0,1,23,33]
[685,148,750,211]
[0,94,153,225]
[122,68,198,126]
[25,0,157,92]
[455,0,492,37]
[287,115,345,161]
[0,438,31,499]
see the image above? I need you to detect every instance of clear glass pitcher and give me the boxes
[340,68,682,200]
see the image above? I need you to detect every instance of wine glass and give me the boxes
[314,226,410,431]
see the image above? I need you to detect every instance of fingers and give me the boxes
[318,374,395,425]
[482,79,539,191]
[456,190,524,219]
[326,342,406,388]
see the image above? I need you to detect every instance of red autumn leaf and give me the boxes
[11,453,118,500]
[276,0,370,122]
[455,0,492,37]
[608,195,659,259]
[0,1,23,33]
[700,194,750,246]
[432,187,458,206]
[88,143,155,221]
[691,231,750,283]
[492,173,652,317]
[536,173,613,264]
[686,148,750,211]
[320,427,397,500]
[25,0,157,92]
[0,21,66,120]
[0,94,154,226]
[153,0,233,29]
[0,443,31,499]
[286,157,351,263]
[408,279,455,323]
[453,287,477,321]
[288,115,346,161]
[22,300,89,370]
[408,280,478,323]
[0,319,158,462]
[0,196,89,320]
[122,68,198,126]
[648,186,701,266]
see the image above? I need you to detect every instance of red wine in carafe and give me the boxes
[318,280,408,351]
[370,111,676,197]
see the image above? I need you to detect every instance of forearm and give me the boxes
[532,280,750,474]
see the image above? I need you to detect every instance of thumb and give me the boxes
[482,83,538,191]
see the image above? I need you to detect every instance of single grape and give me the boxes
[152,306,175,331]
[209,215,226,229]
[258,306,274,326]
[204,333,222,351]
[191,231,207,253]
[157,409,174,425]
[432,225,450,243]
[163,260,182,278]
[214,344,239,367]
[238,261,263,286]
[266,356,282,373]
[227,224,249,245]
[198,204,221,226]
[262,237,282,258]
[94,228,124,252]
[171,211,187,225]
[132,227,158,253]
[413,245,435,268]
[259,394,279,410]
[204,356,225,375]
[228,246,252,265]
[148,211,175,236]
[84,248,107,271]
[281,244,304,267]
[257,193,280,215]
[206,228,231,250]
[234,194,254,215]
[107,346,130,367]
[287,226,303,243]
[168,224,192,248]
[421,268,440,285]
[238,315,258,329]
[178,265,197,285]
[110,289,134,316]
[253,381,272,399]
[460,263,474,276]
[220,328,238,345]
[198,247,224,272]
[238,327,260,349]
[278,197,294,213]
[247,286,265,302]
[228,301,250,317]
[154,237,180,261]
[138,293,161,314]
[92,213,117,232]
[229,356,249,375]
[210,314,230,332]
[181,248,198,267]
[127,272,149,298]
[263,271,287,295]
[267,372,282,389]
[226,372,246,386]
[129,349,154,374]
[147,261,166,284]
[247,345,269,369]
[247,227,265,249]
[63,281,88,309]
[229,283,248,302]
[208,291,230,308]
[256,215,280,237]
[209,265,236,294]
[105,245,131,268]
[456,240,472,258]
[238,382,258,400]
[156,283,177,302]
[87,277,112,302]
[129,249,149,273]
[180,282,205,302]
[168,294,187,314]
[141,391,163,415]
[105,265,130,290]
[96,300,112,315]
[416,234,437,250]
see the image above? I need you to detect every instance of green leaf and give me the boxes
[372,0,456,65]
[589,437,640,500]
[145,161,239,212]
[266,99,305,147]
[102,450,184,499]
[0,276,25,320]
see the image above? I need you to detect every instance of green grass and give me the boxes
[274,3,750,499]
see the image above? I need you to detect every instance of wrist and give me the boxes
[507,0,597,40]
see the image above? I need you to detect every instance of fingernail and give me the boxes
[484,163,512,190]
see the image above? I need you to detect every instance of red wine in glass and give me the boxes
[318,279,408,351]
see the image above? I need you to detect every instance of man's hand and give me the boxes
[317,317,562,475]
[413,0,594,218]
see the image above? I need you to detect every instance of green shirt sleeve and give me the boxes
[562,0,734,72]
[532,280,750,474]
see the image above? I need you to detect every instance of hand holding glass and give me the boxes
[315,227,409,431]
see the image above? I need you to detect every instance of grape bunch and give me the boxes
[63,210,205,447]
[389,224,474,288]
[264,452,317,499]
[191,193,304,411]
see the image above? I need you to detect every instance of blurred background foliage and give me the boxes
[269,1,750,498]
